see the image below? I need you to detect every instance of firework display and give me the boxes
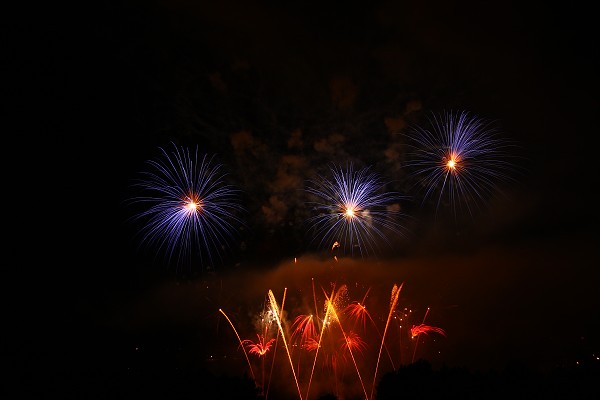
[123,112,522,398]
[35,4,600,400]
[127,142,245,270]
[217,271,445,400]
[403,110,518,217]
[305,163,407,257]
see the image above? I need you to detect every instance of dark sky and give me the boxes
[9,0,599,398]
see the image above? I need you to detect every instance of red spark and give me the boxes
[411,324,447,338]
[243,334,276,357]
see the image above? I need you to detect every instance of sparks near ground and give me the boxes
[122,115,532,398]
[218,270,446,400]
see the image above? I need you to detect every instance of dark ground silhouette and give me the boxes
[21,356,599,400]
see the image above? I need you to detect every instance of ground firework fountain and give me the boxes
[218,261,447,400]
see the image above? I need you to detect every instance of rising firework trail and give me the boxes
[219,309,256,381]
[268,289,303,400]
[127,142,245,270]
[306,284,336,399]
[266,288,287,400]
[371,282,403,400]
[242,331,275,395]
[312,278,319,322]
[345,288,396,371]
[402,110,519,218]
[305,163,407,257]
[220,273,445,400]
[325,287,369,400]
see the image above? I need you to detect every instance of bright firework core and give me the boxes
[305,162,407,257]
[344,206,356,218]
[185,199,201,212]
[445,152,459,171]
[129,142,245,270]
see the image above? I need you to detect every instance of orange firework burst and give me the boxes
[411,307,447,364]
[302,337,320,352]
[292,314,317,345]
[344,287,371,331]
[340,331,367,355]
[345,288,397,373]
[345,301,369,331]
[411,324,447,338]
[243,334,276,357]
[243,333,276,395]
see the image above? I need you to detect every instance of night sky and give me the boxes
[9,1,599,398]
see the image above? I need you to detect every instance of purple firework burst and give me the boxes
[128,143,245,270]
[403,110,519,217]
[305,163,407,257]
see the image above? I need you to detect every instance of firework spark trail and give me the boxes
[403,110,519,217]
[268,289,303,400]
[392,307,413,366]
[290,314,317,383]
[305,284,336,400]
[326,291,369,400]
[411,306,430,364]
[265,288,287,400]
[305,163,406,257]
[128,142,245,270]
[242,331,276,395]
[370,282,403,400]
[243,333,276,356]
[411,324,447,338]
[341,331,368,355]
[291,315,317,345]
[312,278,319,322]
[221,279,444,399]
[411,307,446,363]
[345,289,396,371]
[218,309,256,381]
[345,287,372,332]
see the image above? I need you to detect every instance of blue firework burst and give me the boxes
[128,143,245,270]
[403,110,518,217]
[305,163,407,257]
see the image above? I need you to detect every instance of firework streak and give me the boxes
[219,277,446,399]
